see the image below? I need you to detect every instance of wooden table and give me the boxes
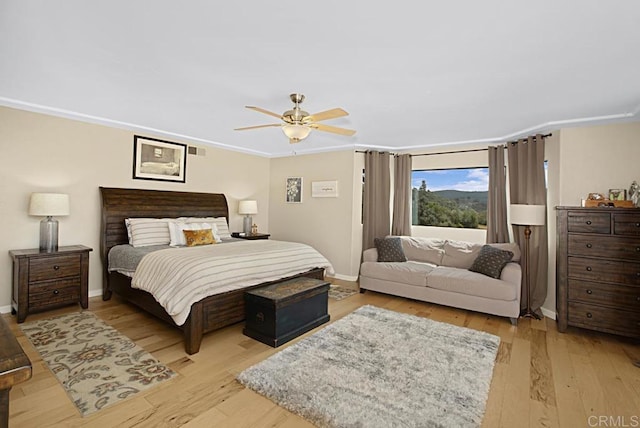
[0,316,32,427]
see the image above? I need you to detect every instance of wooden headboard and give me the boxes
[99,187,229,266]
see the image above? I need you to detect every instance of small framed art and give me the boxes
[133,135,187,183]
[312,180,339,198]
[286,177,303,203]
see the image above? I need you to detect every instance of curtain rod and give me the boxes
[355,133,552,157]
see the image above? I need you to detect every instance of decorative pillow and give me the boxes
[169,221,220,246]
[182,217,231,239]
[183,229,215,247]
[469,245,514,279]
[374,237,407,262]
[127,218,171,247]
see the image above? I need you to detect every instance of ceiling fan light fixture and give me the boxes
[282,124,311,142]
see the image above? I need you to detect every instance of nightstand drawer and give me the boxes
[28,278,81,309]
[567,212,611,234]
[29,254,81,282]
[568,279,640,311]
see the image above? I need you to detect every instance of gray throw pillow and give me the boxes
[469,245,514,278]
[375,237,407,262]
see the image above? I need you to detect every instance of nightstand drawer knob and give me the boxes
[586,312,593,318]
[586,266,592,272]
[53,289,59,295]
[586,289,593,294]
[586,243,592,248]
[636,272,640,277]
[586,221,592,225]
[53,265,60,270]
[636,223,640,227]
[636,247,640,252]
[256,312,264,323]
[636,296,640,302]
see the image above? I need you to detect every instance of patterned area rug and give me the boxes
[20,311,176,417]
[328,285,357,300]
[237,305,500,428]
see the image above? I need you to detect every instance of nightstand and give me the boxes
[9,245,92,323]
[235,233,270,240]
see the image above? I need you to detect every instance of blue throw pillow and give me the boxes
[374,237,407,262]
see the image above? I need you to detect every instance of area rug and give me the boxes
[237,305,499,428]
[328,284,357,300]
[20,311,176,417]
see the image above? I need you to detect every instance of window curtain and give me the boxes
[391,154,412,236]
[362,151,391,250]
[507,135,548,315]
[486,146,509,243]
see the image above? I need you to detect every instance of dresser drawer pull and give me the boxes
[53,265,60,271]
[53,289,59,295]
[586,220,592,225]
[636,247,640,252]
[636,296,640,302]
[586,289,593,294]
[256,312,264,323]
[637,272,640,277]
[586,266,592,272]
[636,223,640,228]
[586,243,592,249]
[586,312,593,318]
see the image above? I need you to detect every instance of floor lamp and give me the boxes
[510,204,546,320]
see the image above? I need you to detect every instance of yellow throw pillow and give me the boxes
[183,229,215,247]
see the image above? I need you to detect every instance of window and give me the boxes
[411,168,488,229]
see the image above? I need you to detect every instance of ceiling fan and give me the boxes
[235,93,356,144]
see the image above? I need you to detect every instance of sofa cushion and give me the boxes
[440,240,482,269]
[469,245,514,278]
[488,242,521,262]
[360,261,435,287]
[401,237,446,265]
[375,237,407,262]
[426,266,517,301]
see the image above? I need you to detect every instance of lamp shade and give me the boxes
[510,204,545,226]
[238,200,258,215]
[282,124,311,141]
[28,193,70,216]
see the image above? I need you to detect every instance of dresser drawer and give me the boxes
[568,301,640,338]
[567,212,610,234]
[568,234,640,261]
[28,278,81,310]
[568,279,640,311]
[568,257,640,285]
[614,214,640,236]
[29,254,81,282]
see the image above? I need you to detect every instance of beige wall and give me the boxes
[0,106,270,311]
[268,150,360,280]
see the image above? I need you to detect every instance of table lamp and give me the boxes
[29,193,70,252]
[238,200,258,235]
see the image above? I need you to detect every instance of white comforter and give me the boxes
[131,240,334,325]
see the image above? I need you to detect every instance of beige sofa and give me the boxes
[359,237,522,324]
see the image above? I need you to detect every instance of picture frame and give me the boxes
[286,177,303,203]
[608,188,626,201]
[133,135,187,183]
[312,180,339,198]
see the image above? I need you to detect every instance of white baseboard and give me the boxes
[541,307,557,320]
[0,304,12,315]
[327,273,359,282]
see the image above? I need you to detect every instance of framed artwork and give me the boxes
[286,177,303,203]
[312,180,339,198]
[133,135,187,183]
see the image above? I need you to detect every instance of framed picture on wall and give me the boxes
[133,135,187,183]
[286,177,303,203]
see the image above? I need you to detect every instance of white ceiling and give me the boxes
[1,1,639,158]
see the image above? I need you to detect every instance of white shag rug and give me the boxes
[237,305,500,428]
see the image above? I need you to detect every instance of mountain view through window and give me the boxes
[411,168,489,229]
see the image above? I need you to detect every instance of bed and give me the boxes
[99,187,326,354]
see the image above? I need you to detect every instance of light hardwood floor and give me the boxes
[4,280,640,428]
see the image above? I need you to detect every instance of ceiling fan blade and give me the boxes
[234,123,282,131]
[310,123,356,136]
[304,108,349,123]
[246,106,282,119]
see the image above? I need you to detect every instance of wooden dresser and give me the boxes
[556,207,640,338]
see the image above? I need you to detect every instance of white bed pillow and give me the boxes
[127,218,171,247]
[168,221,221,246]
[182,216,231,239]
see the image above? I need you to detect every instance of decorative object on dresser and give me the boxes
[28,192,69,252]
[0,315,32,426]
[9,245,92,323]
[556,207,640,338]
[20,311,176,417]
[238,200,258,235]
[237,305,499,428]
[510,204,546,319]
[243,277,330,347]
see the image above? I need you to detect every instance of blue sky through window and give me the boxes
[412,168,489,192]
